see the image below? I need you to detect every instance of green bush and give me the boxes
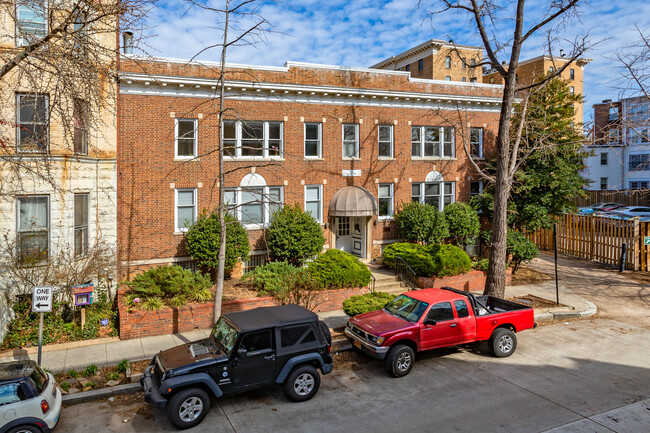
[244,262,309,296]
[429,244,472,277]
[444,202,480,247]
[267,204,326,266]
[394,202,449,244]
[106,372,120,381]
[507,231,539,273]
[2,300,118,349]
[60,382,71,392]
[68,369,79,378]
[343,292,395,316]
[308,249,371,289]
[123,265,213,310]
[473,258,490,272]
[383,242,471,278]
[186,211,250,272]
[481,230,539,274]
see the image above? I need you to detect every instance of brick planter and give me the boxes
[416,269,512,292]
[118,286,368,340]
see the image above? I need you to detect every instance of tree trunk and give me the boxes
[484,75,518,298]
[213,0,231,323]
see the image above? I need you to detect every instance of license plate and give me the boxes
[354,340,362,349]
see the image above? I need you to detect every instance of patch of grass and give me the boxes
[82,364,98,377]
[67,369,79,378]
[343,292,395,316]
[106,372,120,381]
[60,382,70,392]
[116,359,130,373]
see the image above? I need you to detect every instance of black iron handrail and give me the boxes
[394,256,418,290]
[369,273,376,293]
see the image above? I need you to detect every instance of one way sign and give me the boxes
[32,286,53,313]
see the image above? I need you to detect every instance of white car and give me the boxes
[0,361,62,433]
[603,206,650,220]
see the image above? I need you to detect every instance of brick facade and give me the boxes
[118,57,503,277]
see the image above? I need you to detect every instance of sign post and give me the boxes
[32,286,53,366]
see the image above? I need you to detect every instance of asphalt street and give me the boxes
[57,318,650,433]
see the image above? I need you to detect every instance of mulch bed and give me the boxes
[511,265,553,285]
[506,294,567,309]
[222,277,259,301]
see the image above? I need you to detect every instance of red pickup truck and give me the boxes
[345,287,536,377]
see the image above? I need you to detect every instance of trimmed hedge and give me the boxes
[394,202,449,244]
[243,262,310,296]
[343,292,395,316]
[383,242,471,278]
[267,204,326,266]
[308,249,371,289]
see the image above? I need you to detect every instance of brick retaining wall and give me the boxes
[416,269,512,292]
[118,286,368,340]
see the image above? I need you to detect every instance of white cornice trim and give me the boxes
[371,39,483,69]
[119,72,504,102]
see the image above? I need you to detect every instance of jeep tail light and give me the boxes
[41,399,49,414]
[327,344,331,353]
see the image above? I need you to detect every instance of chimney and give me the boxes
[560,49,565,57]
[123,32,133,55]
[448,39,453,44]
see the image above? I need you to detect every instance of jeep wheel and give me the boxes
[489,328,517,358]
[167,387,211,430]
[284,365,321,402]
[385,344,414,377]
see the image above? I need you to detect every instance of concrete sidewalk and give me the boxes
[506,280,597,322]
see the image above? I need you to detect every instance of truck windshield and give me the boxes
[212,317,240,354]
[384,295,429,322]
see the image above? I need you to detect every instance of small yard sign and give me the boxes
[645,236,650,246]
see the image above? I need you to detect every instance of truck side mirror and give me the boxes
[237,348,248,358]
[424,318,437,326]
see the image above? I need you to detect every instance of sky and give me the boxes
[140,0,649,123]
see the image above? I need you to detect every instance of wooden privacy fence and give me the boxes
[574,189,650,207]
[526,214,650,271]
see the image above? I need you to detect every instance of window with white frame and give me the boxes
[222,120,283,158]
[629,154,650,171]
[378,125,393,158]
[305,185,323,223]
[609,129,620,144]
[630,181,649,190]
[17,196,49,263]
[418,59,424,71]
[342,124,359,158]
[600,177,608,190]
[224,186,283,227]
[378,184,394,218]
[304,123,322,158]
[411,126,454,158]
[411,182,455,211]
[600,152,608,166]
[16,93,48,152]
[445,56,451,68]
[74,193,89,257]
[569,86,575,95]
[175,118,198,158]
[175,189,197,232]
[470,127,483,158]
[470,181,483,199]
[16,3,47,46]
[445,76,451,81]
[629,128,650,145]
[570,69,575,80]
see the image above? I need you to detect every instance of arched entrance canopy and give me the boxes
[328,186,377,217]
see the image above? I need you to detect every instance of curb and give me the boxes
[62,383,142,406]
[534,300,597,323]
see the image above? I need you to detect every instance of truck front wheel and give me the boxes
[489,328,517,358]
[385,344,415,377]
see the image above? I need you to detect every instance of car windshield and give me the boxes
[212,317,240,354]
[384,295,429,323]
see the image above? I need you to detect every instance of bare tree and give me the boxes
[422,0,592,297]
[0,0,157,196]
[616,26,650,100]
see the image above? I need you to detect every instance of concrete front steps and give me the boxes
[368,265,408,294]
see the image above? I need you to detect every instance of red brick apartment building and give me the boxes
[117,56,504,277]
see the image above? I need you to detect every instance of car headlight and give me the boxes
[367,335,385,345]
[346,321,352,329]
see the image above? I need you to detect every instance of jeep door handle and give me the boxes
[264,354,275,360]
[450,324,457,328]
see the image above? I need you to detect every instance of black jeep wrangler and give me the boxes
[141,304,333,430]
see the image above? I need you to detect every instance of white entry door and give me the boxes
[351,217,364,257]
[335,217,352,253]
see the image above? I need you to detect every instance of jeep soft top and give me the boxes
[226,304,319,332]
